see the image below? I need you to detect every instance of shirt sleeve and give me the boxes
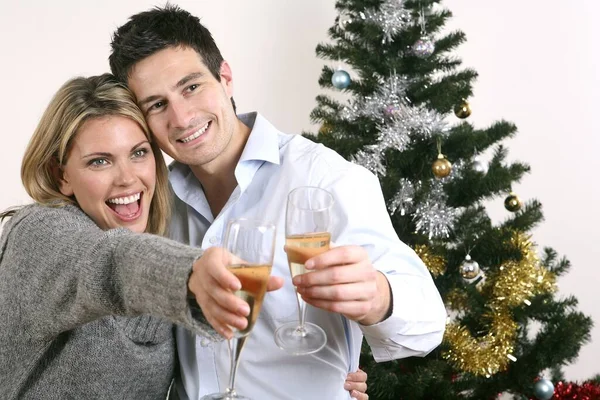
[319,161,447,362]
[1,206,218,342]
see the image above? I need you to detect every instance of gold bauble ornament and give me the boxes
[504,192,523,212]
[432,154,452,179]
[454,99,472,119]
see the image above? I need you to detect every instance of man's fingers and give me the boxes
[294,265,375,287]
[305,245,367,270]
[301,298,371,318]
[297,282,375,301]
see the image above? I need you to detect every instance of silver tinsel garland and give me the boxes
[351,147,386,177]
[341,73,447,144]
[361,0,412,43]
[388,178,417,216]
[413,179,457,239]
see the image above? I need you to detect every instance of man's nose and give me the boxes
[168,98,194,130]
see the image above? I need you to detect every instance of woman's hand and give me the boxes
[345,369,368,399]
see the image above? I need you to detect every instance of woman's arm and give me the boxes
[0,205,216,342]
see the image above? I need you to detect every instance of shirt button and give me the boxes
[209,236,219,245]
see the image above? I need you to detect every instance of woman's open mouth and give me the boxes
[106,192,143,222]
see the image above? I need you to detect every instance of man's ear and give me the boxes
[219,61,234,98]
[51,158,73,197]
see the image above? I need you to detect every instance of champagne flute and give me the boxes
[201,218,276,400]
[274,186,333,355]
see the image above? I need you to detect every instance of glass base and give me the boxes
[200,392,250,400]
[274,321,327,355]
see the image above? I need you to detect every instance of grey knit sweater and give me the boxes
[0,204,219,399]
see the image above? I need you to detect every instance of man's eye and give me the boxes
[187,84,199,92]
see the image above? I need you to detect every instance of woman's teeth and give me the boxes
[107,192,140,205]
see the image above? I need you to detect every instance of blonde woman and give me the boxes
[0,74,368,399]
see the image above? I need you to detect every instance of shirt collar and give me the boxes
[168,112,282,211]
[238,112,281,166]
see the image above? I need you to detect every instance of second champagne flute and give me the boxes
[274,186,333,355]
[201,218,276,400]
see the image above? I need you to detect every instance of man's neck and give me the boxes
[190,118,251,218]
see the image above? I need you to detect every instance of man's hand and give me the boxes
[292,245,391,325]
[188,247,284,338]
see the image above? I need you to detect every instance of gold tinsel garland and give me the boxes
[442,232,556,376]
[488,233,556,310]
[444,311,518,377]
[445,289,470,311]
[414,244,447,277]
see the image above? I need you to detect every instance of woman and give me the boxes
[0,74,368,399]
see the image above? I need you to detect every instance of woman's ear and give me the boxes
[51,157,73,196]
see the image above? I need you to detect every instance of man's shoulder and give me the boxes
[284,134,347,164]
[282,134,374,182]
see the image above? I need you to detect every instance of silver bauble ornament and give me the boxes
[331,69,351,89]
[412,35,435,58]
[459,254,481,282]
[533,378,554,400]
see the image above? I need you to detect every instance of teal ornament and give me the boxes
[533,378,554,400]
[331,70,351,89]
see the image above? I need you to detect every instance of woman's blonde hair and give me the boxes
[12,73,170,235]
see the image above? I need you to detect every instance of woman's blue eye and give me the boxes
[89,158,108,167]
[133,148,149,158]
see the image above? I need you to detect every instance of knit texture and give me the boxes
[0,204,220,399]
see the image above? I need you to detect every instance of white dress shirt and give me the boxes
[169,113,446,400]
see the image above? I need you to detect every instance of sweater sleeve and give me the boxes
[0,205,219,342]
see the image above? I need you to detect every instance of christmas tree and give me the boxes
[306,1,593,399]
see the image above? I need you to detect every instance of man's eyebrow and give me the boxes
[174,72,204,89]
[138,72,204,109]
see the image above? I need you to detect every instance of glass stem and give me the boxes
[226,335,248,396]
[296,292,308,333]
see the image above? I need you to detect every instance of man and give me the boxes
[109,5,446,400]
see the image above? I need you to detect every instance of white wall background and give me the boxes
[1,0,597,382]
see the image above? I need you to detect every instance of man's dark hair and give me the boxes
[109,4,224,84]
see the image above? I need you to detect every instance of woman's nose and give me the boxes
[115,162,137,186]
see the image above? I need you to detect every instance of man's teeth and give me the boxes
[107,193,141,205]
[181,122,209,143]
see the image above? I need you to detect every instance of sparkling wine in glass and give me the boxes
[201,218,276,400]
[274,186,333,355]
